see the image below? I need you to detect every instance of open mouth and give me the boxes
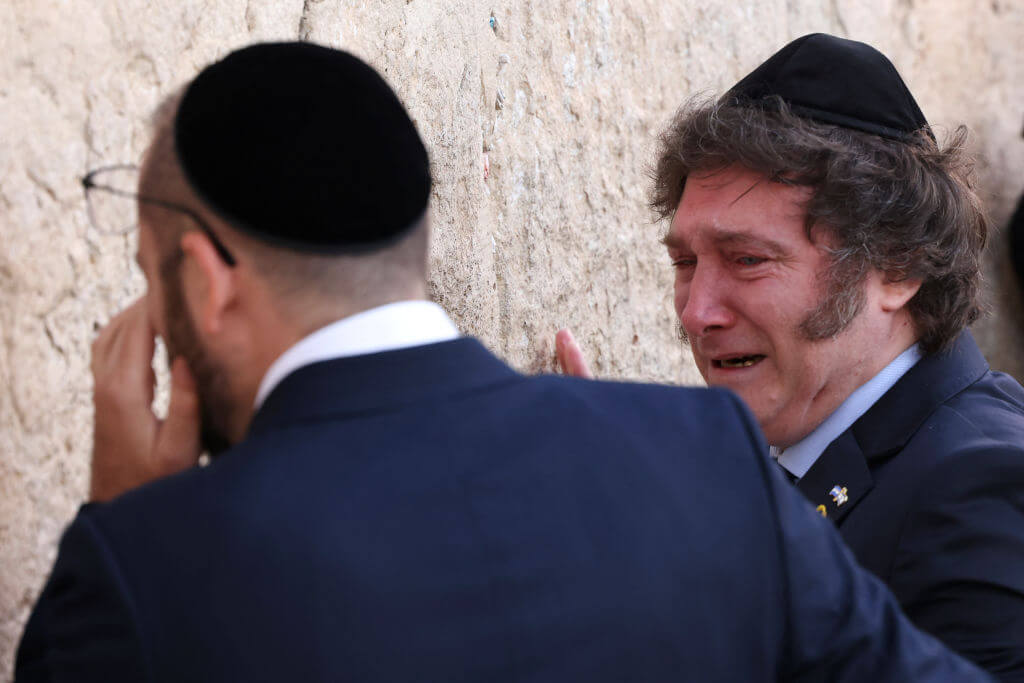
[713,354,766,369]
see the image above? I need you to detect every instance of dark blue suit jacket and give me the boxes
[17,338,987,682]
[796,332,1024,681]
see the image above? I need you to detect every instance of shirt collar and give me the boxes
[772,344,922,479]
[254,300,460,409]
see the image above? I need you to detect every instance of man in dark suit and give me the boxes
[16,42,990,682]
[560,33,1024,681]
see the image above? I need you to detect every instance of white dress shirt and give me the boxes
[773,344,922,480]
[253,300,460,410]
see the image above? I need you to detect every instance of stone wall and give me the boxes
[1,0,1022,676]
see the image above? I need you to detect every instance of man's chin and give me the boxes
[707,380,776,437]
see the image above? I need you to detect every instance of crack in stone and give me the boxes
[4,367,28,433]
[25,169,58,205]
[831,0,849,36]
[81,102,105,166]
[0,186,14,213]
[40,293,75,361]
[297,0,313,40]
[245,0,257,32]
[42,322,66,361]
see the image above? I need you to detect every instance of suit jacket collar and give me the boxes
[796,429,874,524]
[247,337,520,437]
[850,330,988,460]
[796,330,988,523]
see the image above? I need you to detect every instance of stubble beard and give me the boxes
[161,271,235,457]
[797,271,866,341]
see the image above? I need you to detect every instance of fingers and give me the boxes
[153,357,202,474]
[555,328,594,379]
[117,299,157,402]
[92,298,157,408]
[90,296,162,502]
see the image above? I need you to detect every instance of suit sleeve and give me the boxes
[720,393,993,682]
[15,507,148,683]
[889,445,1024,682]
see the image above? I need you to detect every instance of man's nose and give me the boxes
[677,266,735,337]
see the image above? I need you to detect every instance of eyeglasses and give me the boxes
[82,164,237,266]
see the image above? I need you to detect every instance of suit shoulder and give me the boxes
[938,368,1024,442]
[526,375,756,430]
[516,376,767,464]
[16,508,150,681]
[526,372,741,408]
[891,377,1024,560]
[84,457,226,548]
[887,382,1024,674]
[916,379,1024,470]
[887,391,1024,534]
[889,367,1024,482]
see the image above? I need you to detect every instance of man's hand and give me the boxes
[89,298,202,502]
[555,328,594,379]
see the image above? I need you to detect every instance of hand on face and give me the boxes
[89,297,202,502]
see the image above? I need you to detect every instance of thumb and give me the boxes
[153,357,202,472]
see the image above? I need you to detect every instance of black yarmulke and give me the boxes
[174,42,431,252]
[725,33,932,142]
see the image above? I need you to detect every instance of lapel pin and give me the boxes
[816,505,828,517]
[829,485,849,507]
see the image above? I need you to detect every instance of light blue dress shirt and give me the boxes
[772,344,922,480]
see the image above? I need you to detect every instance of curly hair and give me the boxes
[651,96,989,354]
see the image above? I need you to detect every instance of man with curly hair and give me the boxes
[558,33,1024,680]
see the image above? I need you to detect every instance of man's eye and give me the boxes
[671,257,696,268]
[736,256,766,267]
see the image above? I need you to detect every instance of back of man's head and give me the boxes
[140,42,433,326]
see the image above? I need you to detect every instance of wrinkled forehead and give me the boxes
[668,166,816,245]
[686,166,813,209]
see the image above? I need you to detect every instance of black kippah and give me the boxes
[174,42,431,252]
[724,33,932,142]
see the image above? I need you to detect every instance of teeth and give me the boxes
[720,356,760,368]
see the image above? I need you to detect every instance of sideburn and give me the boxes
[798,254,868,340]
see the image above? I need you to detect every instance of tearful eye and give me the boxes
[671,257,696,268]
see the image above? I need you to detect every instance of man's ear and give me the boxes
[179,231,236,336]
[878,272,923,313]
